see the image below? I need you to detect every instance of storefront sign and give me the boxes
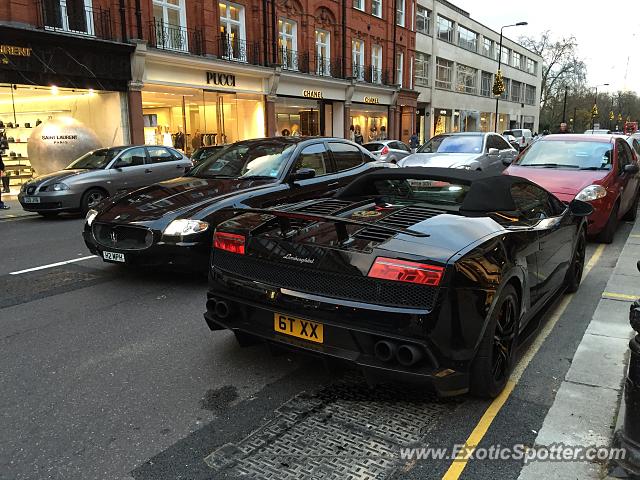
[303,90,323,99]
[364,96,380,104]
[206,71,236,87]
[41,134,79,145]
[0,44,31,57]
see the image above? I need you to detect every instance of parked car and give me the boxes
[503,134,520,151]
[584,129,612,134]
[83,137,384,271]
[363,140,412,163]
[398,132,517,172]
[18,146,192,217]
[503,134,640,243]
[191,145,225,166]
[503,128,533,150]
[627,136,640,159]
[205,167,591,398]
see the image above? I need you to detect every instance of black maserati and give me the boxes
[204,168,592,398]
[83,137,383,270]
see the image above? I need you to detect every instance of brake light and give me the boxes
[381,145,389,155]
[368,257,444,286]
[213,231,245,254]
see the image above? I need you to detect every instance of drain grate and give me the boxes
[205,373,460,479]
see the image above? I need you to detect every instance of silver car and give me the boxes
[363,140,412,163]
[18,146,192,217]
[398,132,517,172]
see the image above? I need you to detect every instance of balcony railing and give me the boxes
[149,19,202,55]
[36,0,113,40]
[219,35,262,65]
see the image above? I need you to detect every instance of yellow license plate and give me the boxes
[273,313,324,344]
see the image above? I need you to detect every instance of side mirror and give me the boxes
[502,156,514,166]
[624,164,640,174]
[488,148,500,156]
[569,199,594,217]
[113,161,126,170]
[289,167,316,182]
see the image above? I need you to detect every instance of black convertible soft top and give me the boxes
[337,167,541,213]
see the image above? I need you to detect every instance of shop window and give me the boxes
[352,39,365,81]
[437,16,454,43]
[416,6,431,35]
[481,71,492,97]
[117,148,147,168]
[456,64,477,95]
[435,57,452,90]
[42,0,95,35]
[371,45,383,84]
[372,0,382,18]
[152,0,188,52]
[395,52,403,87]
[294,144,328,175]
[315,29,331,76]
[328,142,364,171]
[457,25,478,52]
[278,18,298,71]
[415,53,430,87]
[396,0,405,27]
[147,147,175,163]
[219,0,246,61]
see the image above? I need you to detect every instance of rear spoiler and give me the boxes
[229,207,429,242]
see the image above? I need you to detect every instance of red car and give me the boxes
[504,134,640,243]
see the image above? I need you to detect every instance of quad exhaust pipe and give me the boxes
[373,340,424,367]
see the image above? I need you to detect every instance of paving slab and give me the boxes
[519,458,602,480]
[565,333,629,390]
[586,299,635,340]
[602,274,640,299]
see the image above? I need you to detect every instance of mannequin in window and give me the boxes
[379,125,387,140]
[349,125,355,142]
[354,125,364,145]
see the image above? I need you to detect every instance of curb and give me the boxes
[518,219,640,480]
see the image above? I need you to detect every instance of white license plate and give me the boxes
[103,251,125,263]
[23,196,40,204]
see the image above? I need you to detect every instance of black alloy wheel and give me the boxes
[565,228,586,293]
[491,295,518,383]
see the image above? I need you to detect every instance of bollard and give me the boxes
[612,261,640,477]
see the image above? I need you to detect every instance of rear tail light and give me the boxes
[213,231,245,254]
[380,145,389,155]
[368,257,444,286]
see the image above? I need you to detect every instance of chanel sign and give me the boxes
[364,96,380,104]
[206,71,236,87]
[303,90,323,99]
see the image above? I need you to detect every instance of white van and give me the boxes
[503,129,533,150]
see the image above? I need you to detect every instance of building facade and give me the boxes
[413,0,542,143]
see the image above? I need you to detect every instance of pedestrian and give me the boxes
[0,132,8,193]
[409,132,419,152]
[354,125,364,145]
[0,156,9,210]
[558,122,569,134]
[379,125,387,140]
[349,125,355,142]
[281,128,290,136]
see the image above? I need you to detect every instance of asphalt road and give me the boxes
[0,213,633,480]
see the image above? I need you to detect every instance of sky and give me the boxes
[452,0,640,95]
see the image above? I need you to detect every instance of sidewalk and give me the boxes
[0,192,36,220]
[518,219,640,479]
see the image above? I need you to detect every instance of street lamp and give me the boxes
[494,21,528,132]
[591,83,609,131]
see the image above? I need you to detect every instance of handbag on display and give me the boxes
[25,123,31,128]
[7,122,13,128]
[7,137,14,143]
[0,121,4,128]
[35,119,42,126]
[10,151,16,157]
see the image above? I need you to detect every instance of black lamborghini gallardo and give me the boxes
[204,168,593,398]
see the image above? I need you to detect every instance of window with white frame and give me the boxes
[500,45,510,65]
[414,52,430,87]
[353,0,364,11]
[526,57,536,75]
[511,80,522,102]
[435,57,452,89]
[395,52,404,87]
[315,29,331,75]
[481,71,492,96]
[416,6,431,35]
[219,1,246,61]
[372,0,382,18]
[396,0,405,27]
[42,0,96,36]
[525,84,536,105]
[152,0,188,51]
[457,25,477,52]
[482,38,493,58]
[352,38,365,80]
[511,51,522,69]
[371,44,383,83]
[456,63,477,94]
[437,15,454,42]
[278,18,297,70]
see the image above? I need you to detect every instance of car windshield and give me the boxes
[514,140,613,170]
[417,135,483,154]
[370,178,470,206]
[363,143,384,152]
[65,148,122,170]
[187,141,296,179]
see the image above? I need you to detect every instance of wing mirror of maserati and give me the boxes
[290,167,316,182]
[488,148,500,156]
[502,156,515,166]
[569,199,594,217]
[624,164,640,174]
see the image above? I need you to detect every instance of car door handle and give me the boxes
[176,164,184,169]
[145,169,152,173]
[328,182,339,188]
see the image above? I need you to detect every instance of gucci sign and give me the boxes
[206,71,236,87]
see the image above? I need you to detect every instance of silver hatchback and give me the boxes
[18,146,192,216]
[363,140,412,163]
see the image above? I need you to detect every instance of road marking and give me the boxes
[441,243,606,480]
[9,255,98,275]
[631,234,640,238]
[602,292,638,301]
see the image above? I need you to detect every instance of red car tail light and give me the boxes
[381,145,389,155]
[213,231,245,254]
[368,257,444,286]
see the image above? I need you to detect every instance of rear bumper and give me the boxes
[204,287,470,397]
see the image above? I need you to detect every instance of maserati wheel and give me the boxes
[564,228,586,293]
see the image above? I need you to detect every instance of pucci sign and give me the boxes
[206,71,236,87]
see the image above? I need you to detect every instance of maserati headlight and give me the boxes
[452,164,472,169]
[85,209,98,226]
[575,185,607,202]
[163,219,209,236]
[52,182,69,191]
